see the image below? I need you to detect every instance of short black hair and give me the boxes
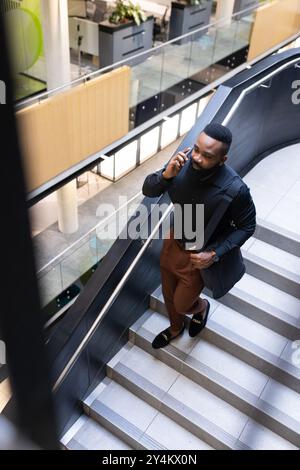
[203,122,232,156]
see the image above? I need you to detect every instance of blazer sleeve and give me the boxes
[207,184,256,258]
[142,164,173,197]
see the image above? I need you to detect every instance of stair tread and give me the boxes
[110,338,298,449]
[209,304,299,376]
[85,379,212,450]
[243,238,300,279]
[63,415,132,450]
[234,274,300,323]
[130,316,300,433]
[238,419,297,450]
[103,362,249,444]
[150,285,300,382]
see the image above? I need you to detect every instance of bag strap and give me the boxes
[202,177,243,249]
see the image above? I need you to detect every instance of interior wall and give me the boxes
[16,66,130,192]
[248,0,300,61]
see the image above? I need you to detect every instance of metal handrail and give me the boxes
[222,57,300,125]
[37,190,143,275]
[53,202,173,391]
[16,1,267,110]
[52,52,300,392]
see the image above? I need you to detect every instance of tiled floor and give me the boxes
[243,143,300,235]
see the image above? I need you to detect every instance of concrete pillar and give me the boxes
[56,181,78,234]
[41,0,78,233]
[40,0,71,90]
[215,0,235,27]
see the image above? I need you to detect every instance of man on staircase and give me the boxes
[142,123,256,349]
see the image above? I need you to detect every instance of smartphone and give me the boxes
[180,146,193,162]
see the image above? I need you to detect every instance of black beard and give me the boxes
[192,161,221,178]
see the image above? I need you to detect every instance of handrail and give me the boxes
[52,51,300,392]
[52,202,173,391]
[15,1,268,110]
[37,190,143,275]
[222,57,300,126]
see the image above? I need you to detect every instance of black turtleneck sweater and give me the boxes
[142,156,256,258]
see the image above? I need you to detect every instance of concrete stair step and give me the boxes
[83,377,212,450]
[150,287,300,393]
[226,274,300,340]
[61,415,132,450]
[127,313,300,447]
[151,273,300,340]
[204,303,300,394]
[151,274,300,341]
[242,237,300,298]
[255,218,300,257]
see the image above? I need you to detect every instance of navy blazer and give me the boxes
[142,156,256,258]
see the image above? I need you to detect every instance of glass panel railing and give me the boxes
[38,191,144,319]
[16,1,271,115]
[188,25,217,85]
[212,17,239,65]
[129,46,165,109]
[234,10,256,50]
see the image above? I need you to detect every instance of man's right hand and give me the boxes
[162,147,191,179]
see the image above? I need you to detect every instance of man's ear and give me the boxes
[219,155,227,166]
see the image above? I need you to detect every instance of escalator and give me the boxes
[47,49,300,450]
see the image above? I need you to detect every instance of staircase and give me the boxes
[61,219,300,450]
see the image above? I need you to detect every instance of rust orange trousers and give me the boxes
[160,231,207,331]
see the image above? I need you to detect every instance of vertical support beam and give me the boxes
[40,0,78,233]
[215,0,235,27]
[0,9,59,449]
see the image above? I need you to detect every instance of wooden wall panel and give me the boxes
[248,0,300,61]
[16,66,130,192]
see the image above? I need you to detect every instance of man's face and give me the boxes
[191,132,227,170]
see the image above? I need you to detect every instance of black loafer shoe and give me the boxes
[189,300,210,337]
[152,325,185,349]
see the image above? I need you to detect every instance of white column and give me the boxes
[41,0,78,234]
[40,0,71,90]
[215,0,235,27]
[56,181,78,234]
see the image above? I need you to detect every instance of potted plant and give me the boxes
[169,0,213,44]
[99,0,154,67]
[109,0,147,26]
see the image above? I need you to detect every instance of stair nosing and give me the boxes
[86,397,167,450]
[108,361,248,450]
[243,249,300,284]
[129,326,300,445]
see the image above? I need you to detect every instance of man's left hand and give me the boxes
[190,251,216,269]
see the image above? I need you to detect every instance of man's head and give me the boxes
[191,122,232,171]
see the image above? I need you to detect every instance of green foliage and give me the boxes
[187,0,205,5]
[109,0,147,26]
